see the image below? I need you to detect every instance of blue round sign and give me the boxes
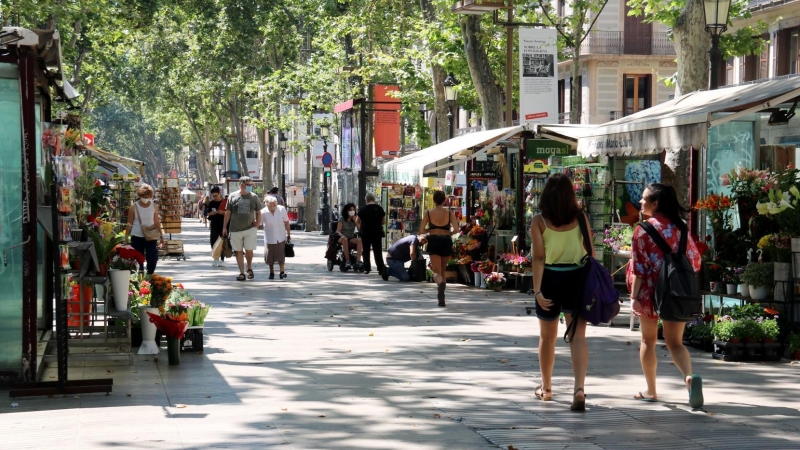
[322,152,333,167]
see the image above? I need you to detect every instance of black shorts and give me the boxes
[535,264,586,321]
[426,235,453,257]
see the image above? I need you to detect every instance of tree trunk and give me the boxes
[570,52,581,124]
[673,0,709,96]
[420,0,454,141]
[461,16,503,130]
[229,99,248,176]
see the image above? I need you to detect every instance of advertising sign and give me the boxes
[519,28,558,125]
[341,116,352,170]
[373,84,401,158]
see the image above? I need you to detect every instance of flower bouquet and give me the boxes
[456,255,473,265]
[757,232,792,262]
[462,239,481,252]
[167,284,211,327]
[477,260,494,275]
[146,311,189,365]
[469,225,487,237]
[149,274,174,309]
[603,225,633,253]
[484,272,506,291]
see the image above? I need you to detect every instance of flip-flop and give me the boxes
[236,273,246,281]
[634,391,658,402]
[688,375,704,409]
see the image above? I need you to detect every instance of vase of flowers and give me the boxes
[138,304,160,354]
[720,269,738,295]
[485,272,506,292]
[108,247,144,312]
[694,194,733,255]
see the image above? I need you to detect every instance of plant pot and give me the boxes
[473,271,481,287]
[480,275,487,289]
[749,285,768,301]
[726,284,737,295]
[138,306,160,355]
[490,285,502,292]
[167,337,180,365]
[98,262,108,277]
[709,281,719,293]
[739,283,749,298]
[774,262,791,281]
[109,269,131,312]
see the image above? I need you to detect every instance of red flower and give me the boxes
[117,245,145,264]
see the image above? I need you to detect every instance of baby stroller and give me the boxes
[324,221,359,272]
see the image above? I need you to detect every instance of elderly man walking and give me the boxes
[357,192,387,276]
[261,195,291,280]
[223,177,262,281]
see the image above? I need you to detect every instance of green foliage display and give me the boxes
[739,263,773,288]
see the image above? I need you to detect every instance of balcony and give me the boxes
[579,31,675,56]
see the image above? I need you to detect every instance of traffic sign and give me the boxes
[322,152,333,167]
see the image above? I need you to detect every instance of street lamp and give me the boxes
[279,131,288,204]
[443,73,459,140]
[216,158,223,183]
[704,0,732,90]
[320,124,331,235]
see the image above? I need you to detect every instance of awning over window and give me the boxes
[380,125,525,184]
[575,77,800,157]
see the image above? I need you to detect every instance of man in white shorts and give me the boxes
[223,177,263,281]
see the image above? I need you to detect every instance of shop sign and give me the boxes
[524,159,549,174]
[526,139,571,159]
[469,170,497,179]
[562,155,587,166]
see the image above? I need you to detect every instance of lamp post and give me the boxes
[320,124,331,235]
[704,0,732,90]
[443,73,459,140]
[216,158,223,184]
[279,131,288,204]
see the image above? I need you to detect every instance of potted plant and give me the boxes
[788,333,800,360]
[734,267,749,297]
[85,221,125,275]
[739,262,773,300]
[720,269,739,295]
[137,274,173,355]
[739,319,763,344]
[758,317,780,343]
[108,246,144,312]
[712,317,744,343]
[484,272,506,292]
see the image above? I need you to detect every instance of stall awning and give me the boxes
[538,124,597,147]
[85,146,145,176]
[380,125,525,184]
[577,77,800,157]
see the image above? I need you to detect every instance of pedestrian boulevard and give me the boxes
[2,220,799,449]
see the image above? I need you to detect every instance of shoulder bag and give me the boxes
[135,203,162,241]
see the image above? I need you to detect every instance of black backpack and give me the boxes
[639,222,702,322]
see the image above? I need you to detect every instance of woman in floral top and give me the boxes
[626,183,704,408]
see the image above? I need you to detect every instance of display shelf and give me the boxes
[386,184,420,244]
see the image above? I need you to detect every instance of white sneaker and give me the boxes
[212,259,219,267]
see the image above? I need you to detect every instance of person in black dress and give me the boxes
[205,186,227,267]
[357,192,387,276]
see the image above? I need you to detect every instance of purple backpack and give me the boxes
[565,216,621,342]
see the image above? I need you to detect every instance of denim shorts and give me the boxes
[535,264,586,321]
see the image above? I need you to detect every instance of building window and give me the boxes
[792,29,800,74]
[558,79,565,115]
[726,57,734,86]
[623,74,650,116]
[557,0,565,17]
[759,35,769,79]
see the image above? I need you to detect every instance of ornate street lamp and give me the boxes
[320,124,331,235]
[279,131,288,203]
[443,73,459,140]
[704,0,732,90]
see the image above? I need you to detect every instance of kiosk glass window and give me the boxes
[0,63,23,371]
[706,121,756,232]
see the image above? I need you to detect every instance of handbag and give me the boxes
[222,237,233,258]
[135,204,161,241]
[285,240,295,258]
[211,236,225,259]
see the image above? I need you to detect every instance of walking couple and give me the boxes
[530,175,704,411]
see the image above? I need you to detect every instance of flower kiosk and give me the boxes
[542,77,800,361]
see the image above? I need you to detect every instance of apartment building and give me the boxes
[557,0,677,124]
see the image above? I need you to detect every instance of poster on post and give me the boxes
[311,113,334,168]
[519,28,558,125]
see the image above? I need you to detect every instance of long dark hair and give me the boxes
[539,173,580,226]
[341,203,357,222]
[646,183,688,232]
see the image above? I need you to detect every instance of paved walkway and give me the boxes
[2,220,800,449]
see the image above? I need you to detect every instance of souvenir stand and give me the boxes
[110,173,138,225]
[383,183,420,246]
[157,178,185,260]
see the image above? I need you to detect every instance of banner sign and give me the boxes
[525,139,571,159]
[373,84,401,158]
[341,114,352,170]
[519,28,558,125]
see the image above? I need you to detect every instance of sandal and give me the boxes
[634,391,658,402]
[247,268,254,279]
[687,375,704,409]
[236,273,246,281]
[534,385,552,401]
[570,388,586,412]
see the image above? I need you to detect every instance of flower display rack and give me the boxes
[712,341,783,362]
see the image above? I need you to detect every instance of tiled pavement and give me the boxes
[2,220,799,449]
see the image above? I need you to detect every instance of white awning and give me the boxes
[380,125,525,184]
[538,124,597,147]
[577,77,800,157]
